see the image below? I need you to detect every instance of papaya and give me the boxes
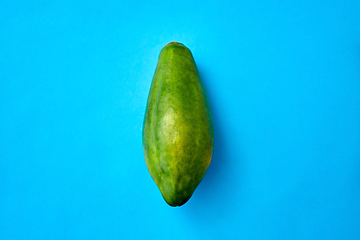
[142,41,214,207]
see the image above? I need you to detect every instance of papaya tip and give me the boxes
[166,41,183,46]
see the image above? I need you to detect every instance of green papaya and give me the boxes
[142,41,214,207]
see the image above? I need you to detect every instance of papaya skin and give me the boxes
[142,42,214,207]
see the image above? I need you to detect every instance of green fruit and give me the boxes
[142,42,214,207]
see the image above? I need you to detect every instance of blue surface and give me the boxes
[1,0,360,239]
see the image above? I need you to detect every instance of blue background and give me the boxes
[1,0,360,239]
